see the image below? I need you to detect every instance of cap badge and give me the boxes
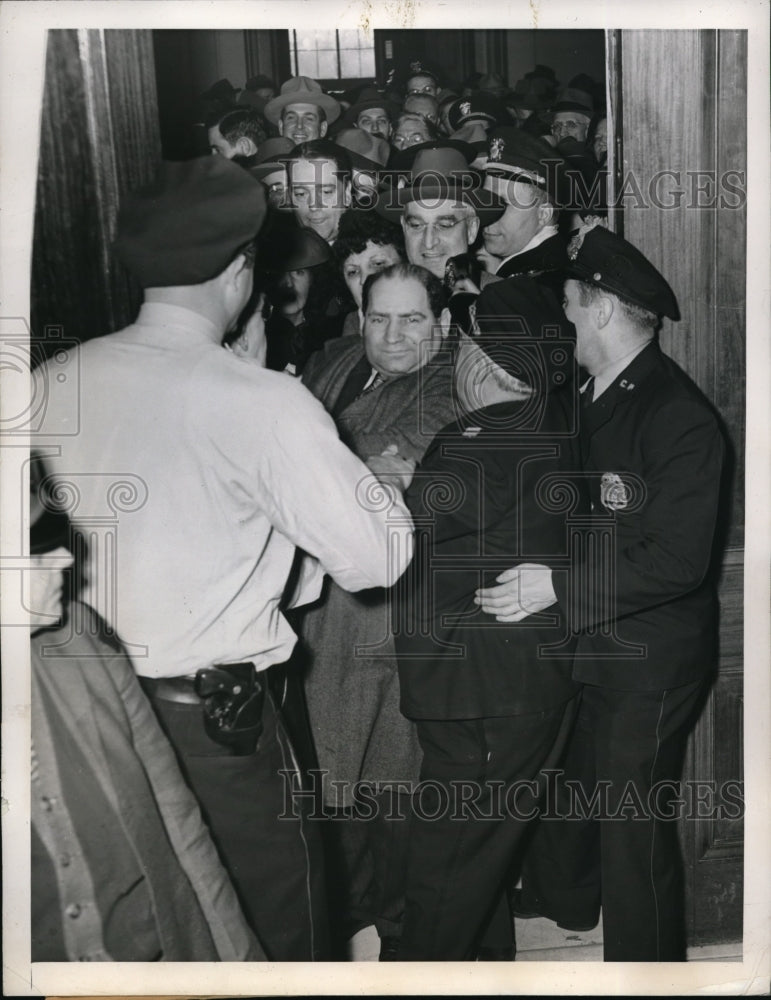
[460,101,471,117]
[567,214,608,261]
[410,61,423,73]
[489,137,505,162]
[600,472,630,512]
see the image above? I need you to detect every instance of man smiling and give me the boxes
[264,76,341,145]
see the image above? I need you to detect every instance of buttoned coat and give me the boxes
[553,341,725,690]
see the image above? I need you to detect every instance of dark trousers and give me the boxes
[520,679,706,961]
[143,681,329,961]
[398,698,576,961]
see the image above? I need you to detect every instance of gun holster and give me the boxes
[194,662,264,756]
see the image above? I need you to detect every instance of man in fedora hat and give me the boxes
[476,221,725,961]
[547,87,595,147]
[375,141,505,283]
[343,87,399,140]
[34,155,414,961]
[264,75,341,146]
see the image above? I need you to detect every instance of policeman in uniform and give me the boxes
[476,222,725,961]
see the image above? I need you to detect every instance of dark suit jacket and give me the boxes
[553,341,725,691]
[395,389,581,720]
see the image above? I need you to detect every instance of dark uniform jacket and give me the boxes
[395,388,582,721]
[494,232,570,305]
[554,341,725,691]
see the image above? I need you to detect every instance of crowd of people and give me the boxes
[29,58,724,965]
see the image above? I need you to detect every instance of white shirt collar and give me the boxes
[495,224,559,273]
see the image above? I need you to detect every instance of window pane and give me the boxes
[297,49,319,78]
[338,29,363,49]
[317,49,338,79]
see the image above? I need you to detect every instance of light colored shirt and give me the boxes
[35,303,413,678]
[494,224,559,274]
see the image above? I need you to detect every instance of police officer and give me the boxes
[476,222,725,961]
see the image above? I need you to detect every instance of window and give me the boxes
[289,29,375,81]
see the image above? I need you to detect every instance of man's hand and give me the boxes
[365,444,417,492]
[474,563,557,622]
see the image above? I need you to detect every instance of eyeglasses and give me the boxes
[550,120,585,135]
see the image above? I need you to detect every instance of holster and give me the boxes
[194,662,264,756]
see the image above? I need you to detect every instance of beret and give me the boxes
[113,157,267,287]
[566,221,680,320]
[471,279,575,393]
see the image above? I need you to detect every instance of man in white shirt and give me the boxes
[34,156,413,961]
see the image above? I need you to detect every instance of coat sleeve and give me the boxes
[111,650,267,961]
[555,396,724,629]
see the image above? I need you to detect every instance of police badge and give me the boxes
[489,137,505,162]
[600,472,630,511]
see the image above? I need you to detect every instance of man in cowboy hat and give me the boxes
[475,222,725,961]
[375,141,505,282]
[34,155,414,961]
[264,75,341,146]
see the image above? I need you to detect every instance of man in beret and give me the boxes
[476,222,725,961]
[392,293,581,960]
[264,75,341,146]
[34,156,414,961]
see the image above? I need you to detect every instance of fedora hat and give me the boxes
[264,77,341,126]
[546,87,594,121]
[388,139,477,175]
[249,137,295,181]
[268,225,331,272]
[374,145,505,226]
[334,128,390,170]
[342,87,401,127]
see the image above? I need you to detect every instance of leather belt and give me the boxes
[141,675,201,704]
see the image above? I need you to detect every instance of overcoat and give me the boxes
[300,334,457,802]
